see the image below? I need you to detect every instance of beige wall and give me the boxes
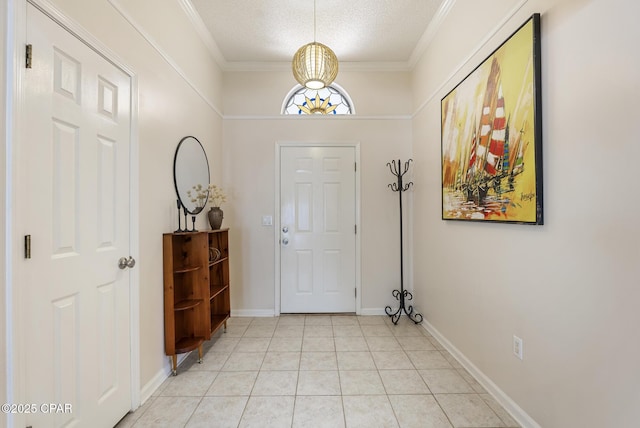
[6,0,639,425]
[411,0,640,427]
[224,70,412,117]
[222,70,413,314]
[5,0,224,401]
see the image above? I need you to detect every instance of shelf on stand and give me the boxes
[173,265,201,274]
[209,284,229,300]
[164,230,230,376]
[210,314,229,335]
[208,256,228,268]
[174,299,202,311]
[175,336,205,354]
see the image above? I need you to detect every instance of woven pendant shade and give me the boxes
[292,42,338,90]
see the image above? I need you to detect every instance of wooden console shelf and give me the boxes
[163,229,231,375]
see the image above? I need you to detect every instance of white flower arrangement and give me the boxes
[206,184,227,208]
[187,184,227,209]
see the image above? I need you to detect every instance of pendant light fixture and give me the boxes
[292,0,338,89]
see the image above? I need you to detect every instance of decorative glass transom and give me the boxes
[283,85,353,115]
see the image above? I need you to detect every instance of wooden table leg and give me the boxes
[171,354,178,376]
[198,344,203,364]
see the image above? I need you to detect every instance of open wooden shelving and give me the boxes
[163,229,231,375]
[207,230,231,337]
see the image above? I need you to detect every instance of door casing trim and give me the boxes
[274,141,361,316]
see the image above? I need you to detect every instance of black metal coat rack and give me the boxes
[385,159,423,325]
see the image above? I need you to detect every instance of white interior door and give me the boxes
[280,146,356,313]
[20,4,132,427]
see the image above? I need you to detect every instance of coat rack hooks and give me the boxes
[385,159,423,325]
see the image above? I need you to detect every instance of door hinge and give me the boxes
[24,235,31,259]
[354,225,357,234]
[355,288,357,298]
[26,44,32,69]
[354,162,357,172]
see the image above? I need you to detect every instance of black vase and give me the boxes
[208,207,223,230]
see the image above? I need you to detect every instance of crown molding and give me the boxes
[108,0,223,118]
[180,0,456,73]
[177,0,227,68]
[412,0,529,118]
[222,60,411,73]
[408,0,457,69]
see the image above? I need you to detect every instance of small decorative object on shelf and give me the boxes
[208,207,223,230]
[183,206,190,232]
[174,199,184,233]
[209,247,221,263]
[209,185,227,229]
[188,183,227,230]
[385,159,423,325]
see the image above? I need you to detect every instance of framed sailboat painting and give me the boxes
[441,13,543,224]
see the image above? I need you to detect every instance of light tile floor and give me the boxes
[116,315,520,428]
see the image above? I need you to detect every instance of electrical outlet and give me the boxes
[513,335,523,360]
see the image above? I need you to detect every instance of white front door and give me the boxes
[19,4,132,427]
[280,146,356,313]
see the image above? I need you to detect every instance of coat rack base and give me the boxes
[385,288,423,325]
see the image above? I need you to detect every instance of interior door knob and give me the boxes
[282,238,289,246]
[118,256,136,269]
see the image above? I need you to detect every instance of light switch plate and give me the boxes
[513,335,523,360]
[262,215,273,226]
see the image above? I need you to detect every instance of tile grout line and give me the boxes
[231,320,253,428]
[127,316,518,427]
[181,395,206,428]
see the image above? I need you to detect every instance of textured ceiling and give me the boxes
[188,0,447,67]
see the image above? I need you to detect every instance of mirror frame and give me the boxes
[173,135,210,215]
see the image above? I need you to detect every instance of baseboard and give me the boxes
[140,310,274,402]
[231,308,390,317]
[139,353,190,405]
[359,308,387,316]
[360,308,420,317]
[421,319,541,428]
[231,309,276,317]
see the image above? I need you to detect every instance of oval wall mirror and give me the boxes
[173,136,210,215]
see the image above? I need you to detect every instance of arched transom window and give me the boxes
[282,84,353,115]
